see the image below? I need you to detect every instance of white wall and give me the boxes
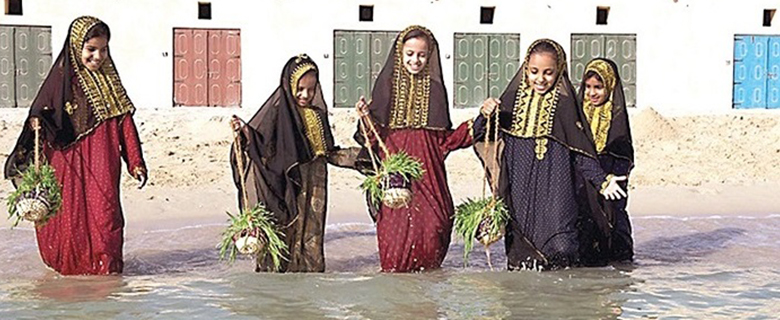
[2,0,779,115]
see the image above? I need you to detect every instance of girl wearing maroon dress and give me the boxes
[355,25,474,272]
[5,16,147,275]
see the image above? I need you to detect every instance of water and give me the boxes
[1,215,778,319]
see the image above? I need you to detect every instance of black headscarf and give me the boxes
[577,58,634,166]
[495,38,598,160]
[4,16,135,183]
[231,54,335,224]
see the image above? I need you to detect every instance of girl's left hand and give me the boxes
[135,167,148,189]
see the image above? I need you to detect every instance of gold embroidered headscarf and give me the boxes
[365,25,451,131]
[497,39,592,160]
[68,16,135,126]
[582,59,617,153]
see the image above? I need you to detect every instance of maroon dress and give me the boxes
[39,114,145,275]
[376,122,473,272]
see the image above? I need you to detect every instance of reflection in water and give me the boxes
[0,216,777,319]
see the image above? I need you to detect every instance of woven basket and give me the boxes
[476,216,505,247]
[382,172,413,209]
[233,228,265,255]
[16,190,51,223]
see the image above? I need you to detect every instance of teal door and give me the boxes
[733,35,780,109]
[571,34,637,107]
[453,33,521,108]
[0,25,52,108]
[333,30,396,108]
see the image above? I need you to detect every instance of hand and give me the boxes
[29,117,41,130]
[601,175,627,200]
[355,96,369,117]
[480,98,501,117]
[230,115,243,132]
[134,167,148,189]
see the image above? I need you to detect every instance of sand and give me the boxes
[1,106,780,231]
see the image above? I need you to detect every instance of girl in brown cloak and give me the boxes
[354,25,474,272]
[576,58,635,265]
[476,39,626,270]
[4,16,147,275]
[230,54,357,272]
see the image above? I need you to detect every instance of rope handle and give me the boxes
[30,117,41,173]
[230,116,250,211]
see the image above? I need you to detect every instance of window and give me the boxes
[764,9,776,27]
[198,2,211,20]
[480,6,495,24]
[596,6,610,25]
[359,5,373,22]
[5,0,22,15]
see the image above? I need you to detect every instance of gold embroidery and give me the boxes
[299,107,327,157]
[290,62,316,97]
[68,16,135,123]
[64,101,77,114]
[506,39,567,160]
[388,25,433,129]
[582,59,617,153]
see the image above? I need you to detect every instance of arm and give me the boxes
[575,153,627,200]
[440,119,475,156]
[119,114,147,188]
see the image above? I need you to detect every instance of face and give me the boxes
[81,36,109,71]
[526,52,559,94]
[584,75,608,106]
[295,71,317,107]
[401,37,429,75]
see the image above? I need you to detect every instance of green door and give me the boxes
[0,25,52,108]
[333,30,396,108]
[571,34,636,107]
[14,26,52,109]
[0,26,14,108]
[453,33,521,108]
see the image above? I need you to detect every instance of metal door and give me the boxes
[14,26,51,109]
[207,30,242,107]
[333,30,395,108]
[0,26,14,108]
[571,34,636,107]
[733,36,769,109]
[174,29,208,106]
[768,37,780,109]
[454,33,488,108]
[453,33,521,108]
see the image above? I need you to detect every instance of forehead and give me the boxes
[402,37,428,51]
[84,36,108,47]
[527,52,557,68]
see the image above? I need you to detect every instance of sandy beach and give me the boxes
[2,106,780,230]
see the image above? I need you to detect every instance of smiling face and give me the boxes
[526,52,559,94]
[401,36,429,75]
[295,71,317,107]
[81,36,109,71]
[584,75,608,106]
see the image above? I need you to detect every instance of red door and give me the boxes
[174,28,240,107]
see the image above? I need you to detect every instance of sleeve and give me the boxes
[573,153,609,192]
[440,119,475,156]
[119,114,146,178]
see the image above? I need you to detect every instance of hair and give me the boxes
[85,22,111,42]
[529,41,558,63]
[402,29,432,52]
[584,70,603,83]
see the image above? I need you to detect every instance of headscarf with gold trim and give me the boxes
[5,16,134,183]
[495,38,598,160]
[367,25,451,130]
[231,54,335,224]
[577,58,633,165]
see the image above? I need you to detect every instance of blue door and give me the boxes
[733,36,768,109]
[768,37,780,109]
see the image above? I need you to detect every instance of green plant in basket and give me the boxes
[7,162,62,228]
[360,151,424,209]
[454,196,509,266]
[218,203,288,271]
